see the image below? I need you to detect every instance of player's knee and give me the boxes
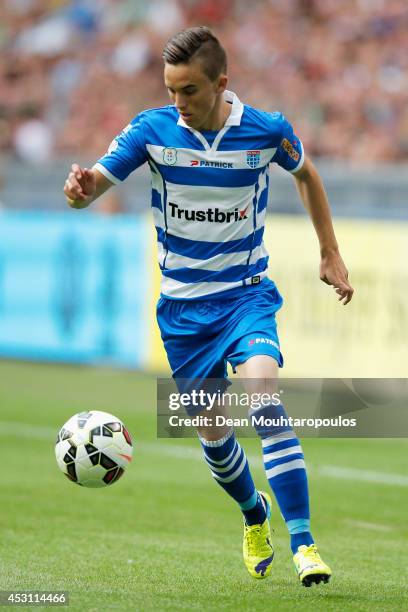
[196,423,232,442]
[249,403,293,440]
[236,355,279,390]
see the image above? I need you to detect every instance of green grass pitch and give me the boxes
[0,361,407,611]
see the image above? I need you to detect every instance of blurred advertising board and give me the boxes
[263,215,408,377]
[1,212,406,377]
[0,212,150,367]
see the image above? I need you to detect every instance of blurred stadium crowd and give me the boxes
[1,0,407,165]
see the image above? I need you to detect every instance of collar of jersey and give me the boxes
[176,90,244,129]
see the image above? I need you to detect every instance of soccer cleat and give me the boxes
[293,544,332,587]
[243,491,274,579]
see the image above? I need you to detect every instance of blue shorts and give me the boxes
[156,280,284,416]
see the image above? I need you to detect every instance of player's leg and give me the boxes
[195,401,274,578]
[235,356,312,550]
[235,354,331,586]
[222,287,311,556]
[156,295,273,577]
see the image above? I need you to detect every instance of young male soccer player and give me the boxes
[64,26,354,586]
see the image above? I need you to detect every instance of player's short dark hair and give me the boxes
[162,26,227,81]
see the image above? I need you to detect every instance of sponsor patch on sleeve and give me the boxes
[281,138,300,162]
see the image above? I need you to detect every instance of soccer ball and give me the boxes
[55,411,133,488]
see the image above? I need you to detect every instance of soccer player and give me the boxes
[63,26,354,586]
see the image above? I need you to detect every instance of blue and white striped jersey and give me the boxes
[95,90,304,300]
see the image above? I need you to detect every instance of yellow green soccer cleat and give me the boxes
[293,544,332,587]
[243,491,274,579]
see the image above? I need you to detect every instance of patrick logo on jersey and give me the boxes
[190,159,234,168]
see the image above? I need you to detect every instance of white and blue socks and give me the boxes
[252,403,314,553]
[200,429,267,526]
[199,406,314,553]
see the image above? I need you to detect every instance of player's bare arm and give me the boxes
[293,156,354,305]
[63,164,113,209]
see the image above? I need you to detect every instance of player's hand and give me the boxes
[64,163,96,209]
[320,251,354,305]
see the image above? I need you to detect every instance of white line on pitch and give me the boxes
[318,465,408,487]
[343,519,393,533]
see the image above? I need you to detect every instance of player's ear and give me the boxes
[215,74,228,94]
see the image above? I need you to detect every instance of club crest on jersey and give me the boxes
[246,150,261,169]
[162,147,178,165]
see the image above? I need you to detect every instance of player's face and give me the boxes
[164,60,227,130]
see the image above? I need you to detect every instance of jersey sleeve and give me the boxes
[93,114,148,183]
[270,113,304,174]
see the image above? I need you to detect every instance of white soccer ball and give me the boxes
[55,411,133,488]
